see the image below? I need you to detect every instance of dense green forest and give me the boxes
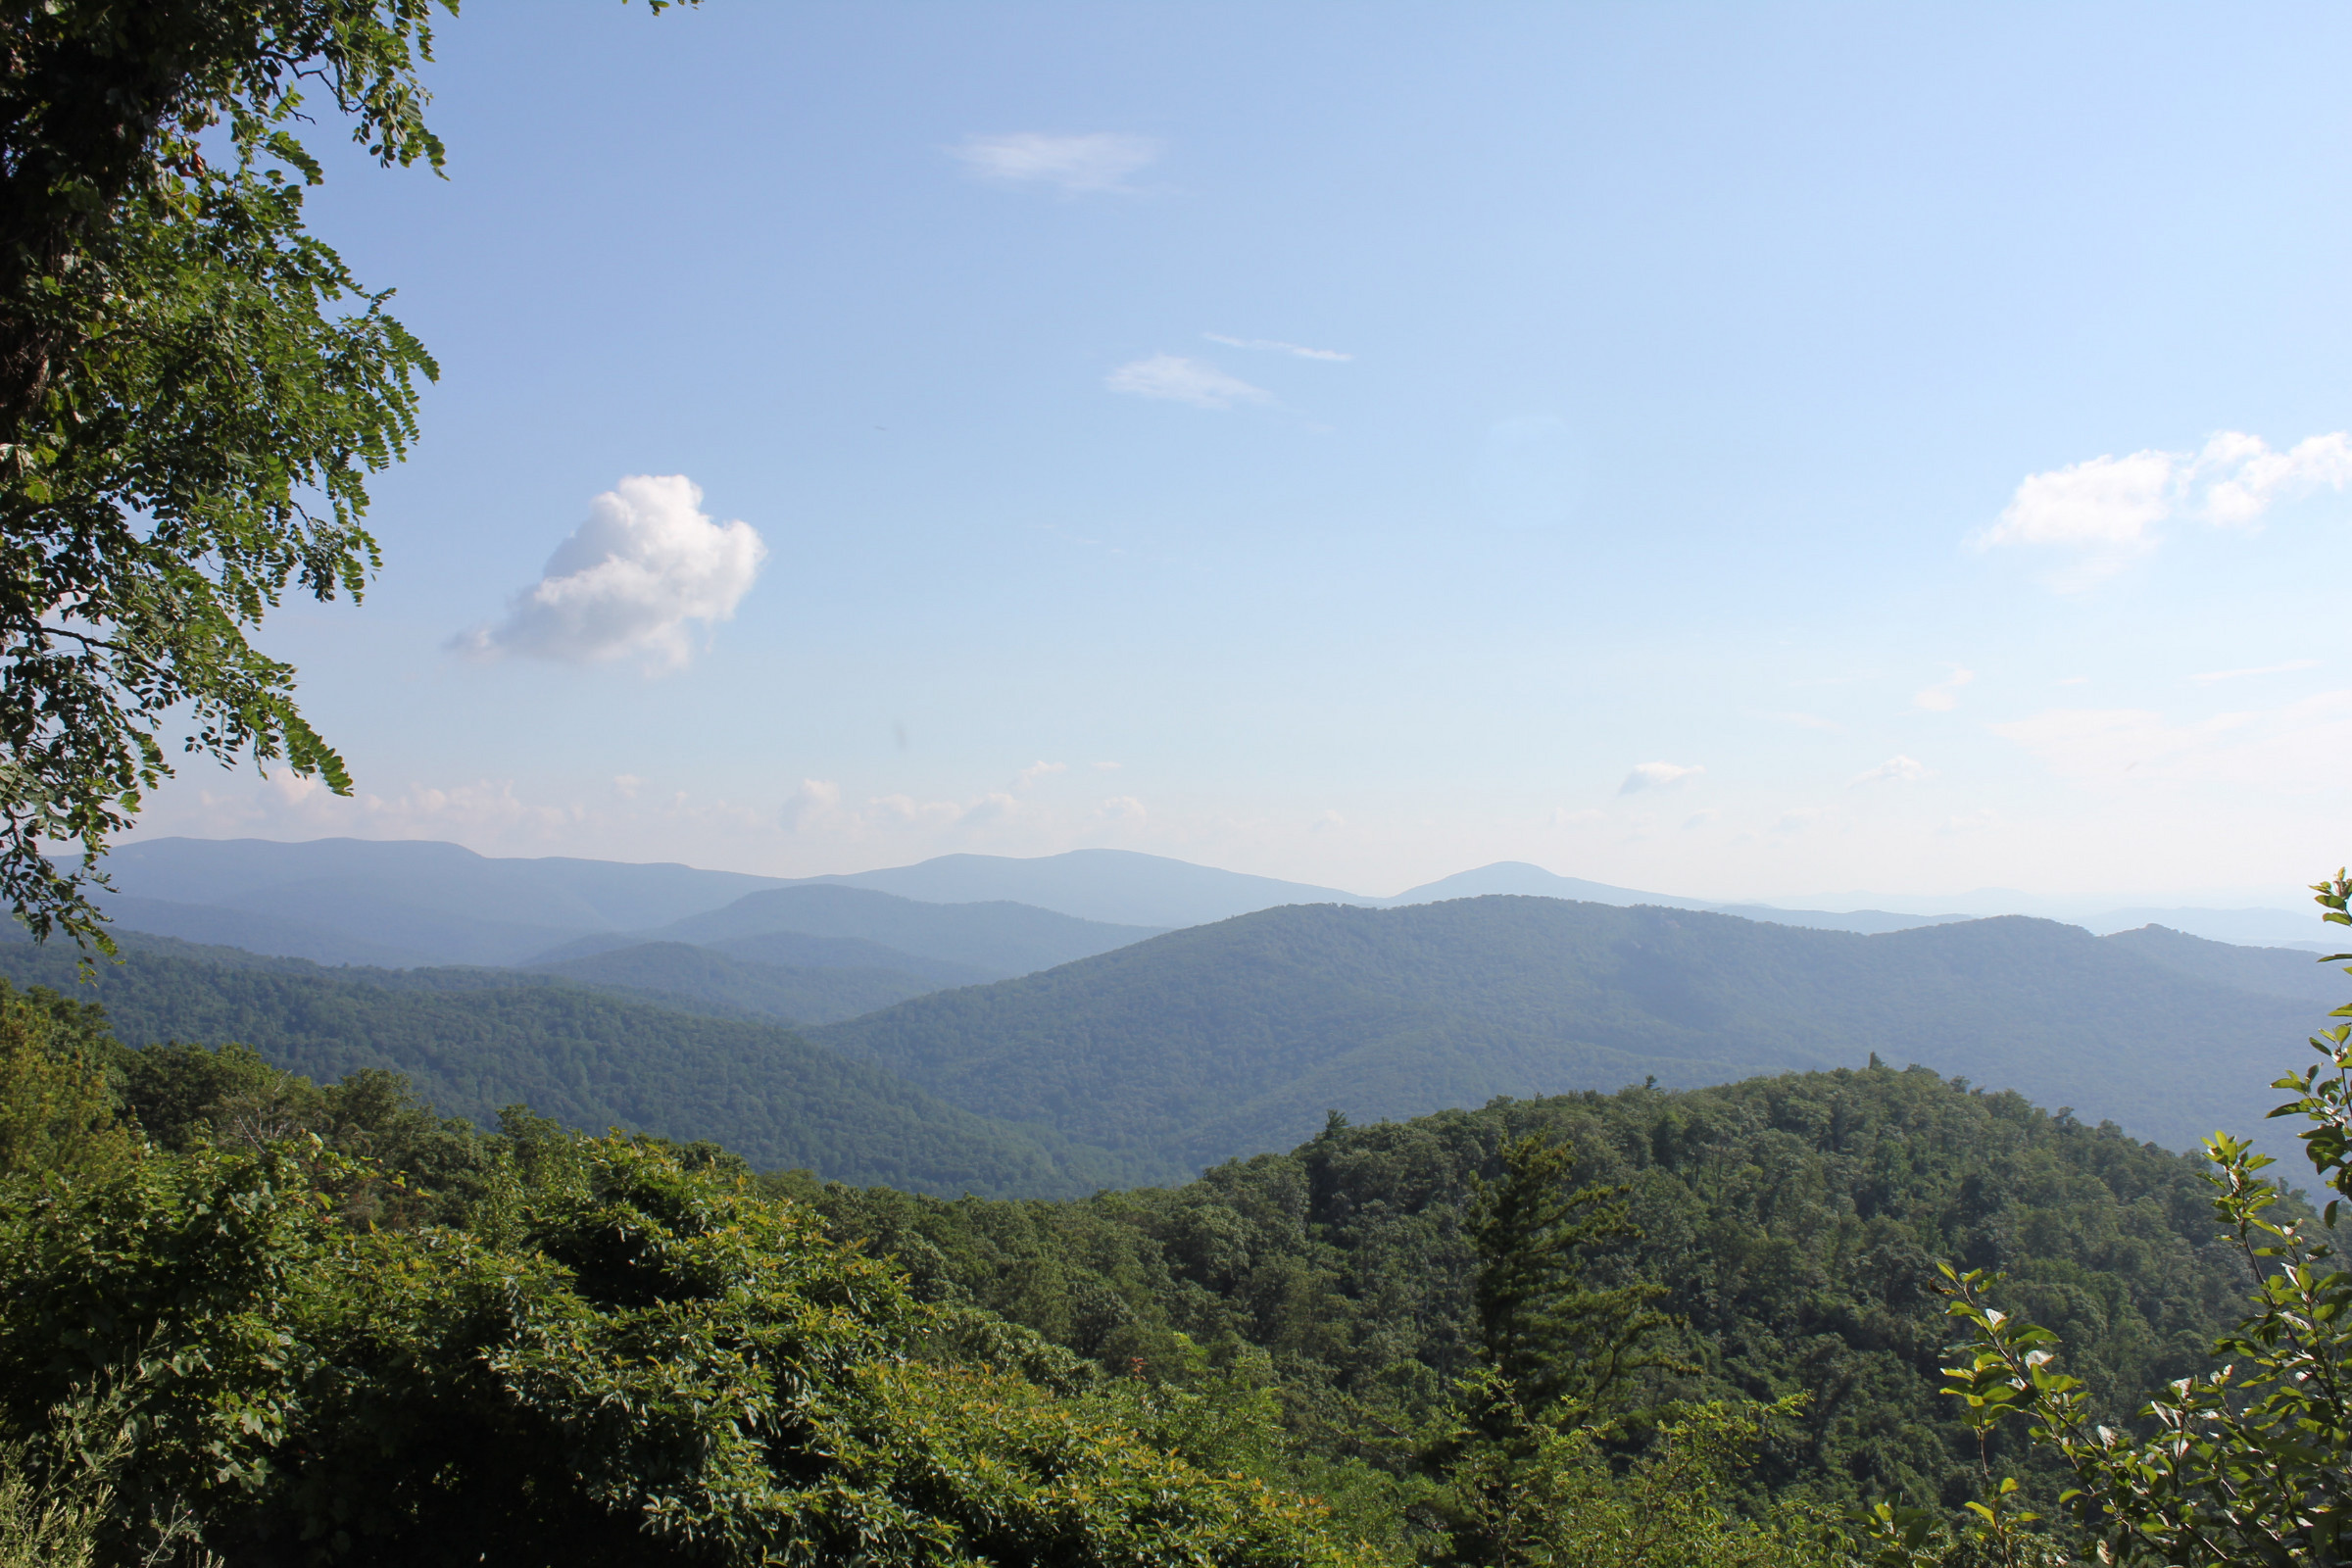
[0,935,1095,1196]
[770,1061,2254,1522]
[811,897,2321,1180]
[4,960,2341,1566]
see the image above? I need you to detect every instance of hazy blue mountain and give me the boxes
[86,838,2325,978]
[93,836,791,965]
[1385,862,1975,935]
[2088,906,2328,949]
[90,893,442,967]
[0,932,1097,1196]
[812,896,2334,1184]
[789,848,1368,928]
[106,836,789,926]
[528,926,996,989]
[1710,904,1976,935]
[2104,923,2347,1003]
[615,884,1164,980]
[703,932,993,988]
[1379,861,1712,909]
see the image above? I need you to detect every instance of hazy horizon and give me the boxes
[101,832,2327,923]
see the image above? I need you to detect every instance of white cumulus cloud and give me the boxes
[951,132,1160,193]
[1978,431,2352,584]
[1105,355,1271,411]
[1203,333,1352,362]
[1014,760,1068,789]
[1095,795,1148,825]
[782,779,840,831]
[1619,761,1703,794]
[460,475,764,672]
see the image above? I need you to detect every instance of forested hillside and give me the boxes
[778,1061,2258,1525]
[0,938,1096,1195]
[2104,920,2345,1002]
[8,899,2325,1199]
[2,938,2338,1563]
[812,897,2322,1182]
[529,939,956,1023]
[554,882,1164,977]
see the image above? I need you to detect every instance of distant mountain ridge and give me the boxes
[88,838,2320,981]
[810,897,2335,1183]
[8,888,2338,1198]
[784,848,1366,929]
[94,837,793,965]
[0,929,1102,1196]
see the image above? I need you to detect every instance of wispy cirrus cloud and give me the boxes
[1977,430,2352,586]
[1105,355,1271,411]
[951,132,1160,193]
[1204,333,1352,362]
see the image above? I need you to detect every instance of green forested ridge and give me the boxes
[0,1045,1387,1565]
[0,937,1097,1196]
[0,910,2341,1564]
[5,898,2324,1200]
[775,1062,2252,1524]
[9,924,959,1029]
[811,897,2321,1182]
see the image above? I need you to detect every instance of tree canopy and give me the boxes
[0,0,475,947]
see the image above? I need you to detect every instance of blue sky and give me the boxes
[136,1,2352,906]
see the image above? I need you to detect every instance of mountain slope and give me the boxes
[0,937,1095,1196]
[811,896,2328,1183]
[92,893,444,967]
[530,941,953,1024]
[94,837,794,965]
[1380,860,1712,909]
[791,848,1368,927]
[622,884,1164,978]
[2102,923,2346,1003]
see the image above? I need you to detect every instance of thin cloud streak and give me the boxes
[1105,355,1272,410]
[1203,333,1352,362]
[951,132,1160,193]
